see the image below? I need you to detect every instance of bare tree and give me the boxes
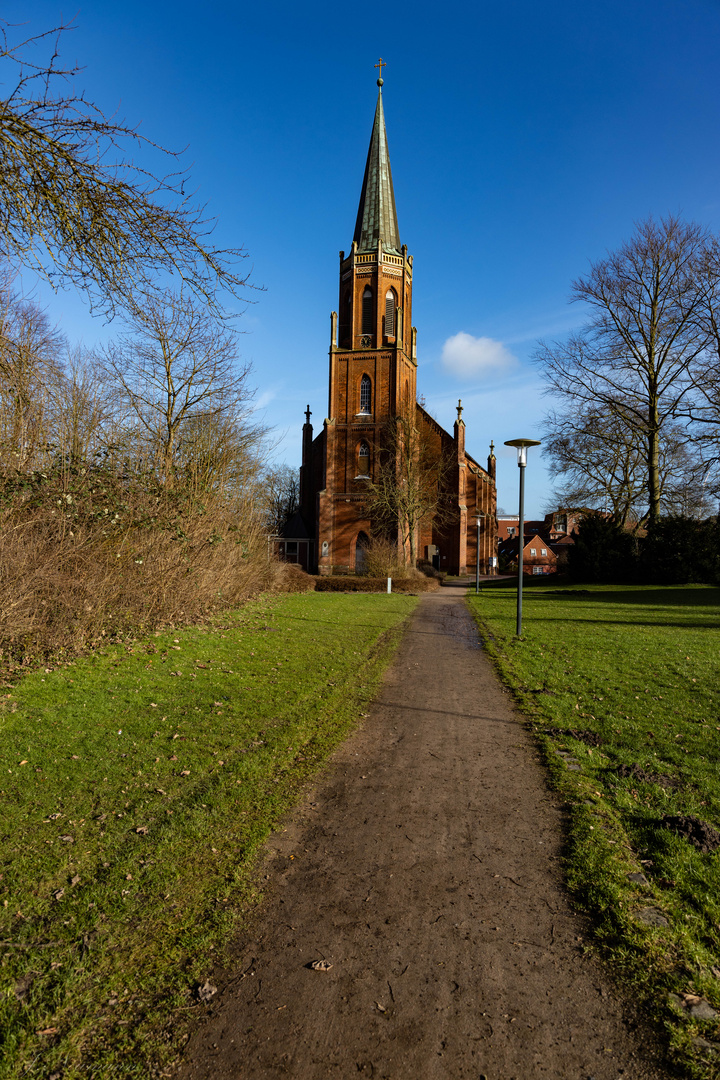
[536,216,715,528]
[542,403,711,525]
[0,279,64,469]
[363,408,453,567]
[44,345,113,464]
[673,234,720,498]
[264,464,300,535]
[0,19,252,315]
[174,412,266,499]
[101,290,260,488]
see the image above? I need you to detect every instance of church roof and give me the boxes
[353,89,401,254]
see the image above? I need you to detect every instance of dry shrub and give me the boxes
[0,461,272,668]
[364,536,414,579]
[416,559,446,582]
[271,563,316,593]
[314,575,439,593]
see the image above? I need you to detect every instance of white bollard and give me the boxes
[387,577,392,593]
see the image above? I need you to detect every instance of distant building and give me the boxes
[498,532,557,575]
[497,508,598,575]
[498,508,590,544]
[497,516,546,542]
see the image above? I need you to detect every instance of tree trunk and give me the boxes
[647,383,661,529]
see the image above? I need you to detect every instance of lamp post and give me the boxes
[504,438,541,637]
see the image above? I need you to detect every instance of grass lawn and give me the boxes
[0,591,417,1079]
[468,581,720,1078]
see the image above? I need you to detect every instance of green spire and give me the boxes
[353,87,401,254]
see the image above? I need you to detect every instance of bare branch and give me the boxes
[0,19,253,316]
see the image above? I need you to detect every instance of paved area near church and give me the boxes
[176,586,669,1080]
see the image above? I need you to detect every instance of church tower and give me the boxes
[298,68,498,576]
[313,72,417,574]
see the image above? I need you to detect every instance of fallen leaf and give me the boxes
[59,835,74,843]
[196,980,217,1002]
[310,959,333,972]
[180,770,190,776]
[135,826,149,835]
[36,1027,58,1036]
[70,875,80,887]
[19,760,28,766]
[53,889,65,901]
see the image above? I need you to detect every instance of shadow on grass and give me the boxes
[544,587,720,609]
[526,613,719,631]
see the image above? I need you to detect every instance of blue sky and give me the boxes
[7,0,720,516]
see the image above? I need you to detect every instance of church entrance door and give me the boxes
[355,531,370,575]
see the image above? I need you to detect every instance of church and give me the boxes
[295,71,498,577]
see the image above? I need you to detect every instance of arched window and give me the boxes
[357,440,370,476]
[359,374,371,414]
[385,289,396,337]
[361,287,373,335]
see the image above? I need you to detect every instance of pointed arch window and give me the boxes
[385,289,396,337]
[361,287,373,335]
[359,374,371,414]
[357,440,370,477]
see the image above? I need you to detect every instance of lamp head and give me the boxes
[504,437,541,466]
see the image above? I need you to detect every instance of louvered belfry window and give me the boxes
[362,288,373,335]
[360,374,371,414]
[340,291,352,344]
[385,290,395,336]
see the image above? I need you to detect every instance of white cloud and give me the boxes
[251,388,277,412]
[440,332,517,379]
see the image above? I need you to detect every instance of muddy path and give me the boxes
[176,588,670,1079]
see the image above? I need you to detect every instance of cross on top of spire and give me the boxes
[374,57,386,86]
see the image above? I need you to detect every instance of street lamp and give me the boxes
[473,512,486,594]
[504,438,541,637]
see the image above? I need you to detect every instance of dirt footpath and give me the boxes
[177,587,669,1080]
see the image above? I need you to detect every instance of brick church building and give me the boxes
[295,75,498,576]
